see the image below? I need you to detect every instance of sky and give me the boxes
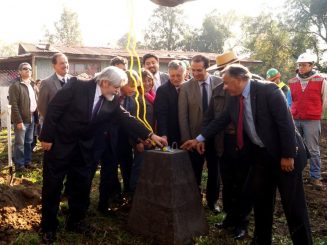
[0,0,286,47]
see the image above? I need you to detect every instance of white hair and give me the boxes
[168,60,186,72]
[95,66,128,87]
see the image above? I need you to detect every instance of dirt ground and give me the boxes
[0,123,326,244]
[0,177,41,244]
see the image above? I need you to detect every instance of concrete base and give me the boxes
[128,149,208,244]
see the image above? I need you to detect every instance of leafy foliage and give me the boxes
[0,41,17,57]
[143,6,188,50]
[286,0,327,47]
[116,33,147,49]
[44,7,83,46]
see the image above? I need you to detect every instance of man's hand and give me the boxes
[16,123,24,130]
[136,142,145,153]
[281,158,294,172]
[150,134,168,148]
[180,139,199,151]
[41,141,53,151]
[196,142,205,155]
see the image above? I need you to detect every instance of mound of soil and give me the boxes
[0,177,41,234]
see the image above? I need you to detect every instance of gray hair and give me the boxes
[221,64,252,80]
[168,60,186,72]
[18,62,31,71]
[95,66,128,87]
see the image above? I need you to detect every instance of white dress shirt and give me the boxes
[21,79,37,113]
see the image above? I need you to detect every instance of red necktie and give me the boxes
[237,96,244,149]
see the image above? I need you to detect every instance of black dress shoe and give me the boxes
[207,204,221,214]
[233,227,246,240]
[41,231,57,244]
[65,216,91,234]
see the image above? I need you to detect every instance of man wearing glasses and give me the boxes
[8,62,38,172]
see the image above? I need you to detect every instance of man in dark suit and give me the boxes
[154,60,185,146]
[39,66,167,243]
[202,83,253,240]
[142,53,169,91]
[182,64,312,245]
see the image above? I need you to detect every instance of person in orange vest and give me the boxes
[266,68,292,107]
[288,53,327,189]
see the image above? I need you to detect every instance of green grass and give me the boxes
[1,128,327,245]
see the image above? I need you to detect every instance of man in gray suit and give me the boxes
[38,53,70,120]
[178,54,222,213]
[142,53,169,91]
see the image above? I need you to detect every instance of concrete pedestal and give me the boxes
[128,149,208,244]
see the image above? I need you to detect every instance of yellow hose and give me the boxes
[127,0,153,132]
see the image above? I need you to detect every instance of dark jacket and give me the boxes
[138,95,155,130]
[154,81,180,145]
[202,83,229,156]
[202,80,297,162]
[8,77,37,124]
[40,78,150,163]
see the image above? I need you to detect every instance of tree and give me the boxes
[143,6,188,50]
[240,13,315,79]
[0,41,17,57]
[116,33,146,49]
[286,0,327,48]
[178,10,236,52]
[191,11,232,53]
[44,7,83,46]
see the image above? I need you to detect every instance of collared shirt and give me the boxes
[242,80,265,147]
[56,73,68,84]
[21,79,37,113]
[196,80,265,147]
[154,72,161,92]
[198,76,212,103]
[92,84,102,111]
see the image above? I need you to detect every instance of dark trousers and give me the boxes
[130,150,144,192]
[41,143,93,232]
[251,146,312,245]
[189,139,220,205]
[118,143,133,193]
[92,142,121,209]
[220,134,253,229]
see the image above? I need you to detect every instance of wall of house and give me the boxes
[34,58,170,80]
[0,87,9,127]
[35,58,53,80]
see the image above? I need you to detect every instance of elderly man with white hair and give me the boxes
[39,66,167,243]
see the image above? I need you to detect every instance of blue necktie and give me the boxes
[92,95,104,120]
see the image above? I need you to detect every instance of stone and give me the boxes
[128,149,208,244]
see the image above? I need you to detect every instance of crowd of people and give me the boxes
[7,50,326,244]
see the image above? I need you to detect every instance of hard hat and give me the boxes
[266,68,281,81]
[296,53,315,63]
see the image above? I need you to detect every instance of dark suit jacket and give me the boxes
[154,81,180,145]
[202,79,297,161]
[202,83,228,157]
[39,78,150,162]
[159,72,169,86]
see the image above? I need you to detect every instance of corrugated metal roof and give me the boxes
[18,42,218,60]
[14,43,262,65]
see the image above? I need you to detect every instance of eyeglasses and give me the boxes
[22,67,32,71]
